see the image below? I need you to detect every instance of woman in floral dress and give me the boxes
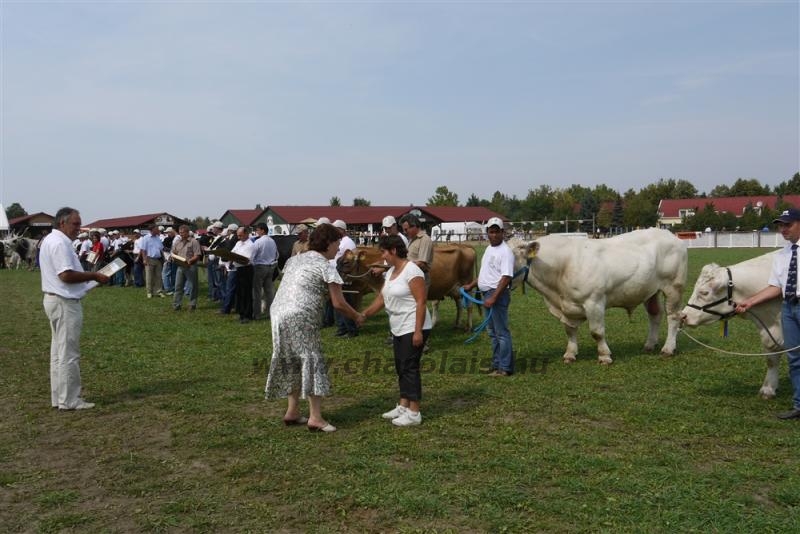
[264,223,364,433]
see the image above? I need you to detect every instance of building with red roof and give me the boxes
[658,196,800,227]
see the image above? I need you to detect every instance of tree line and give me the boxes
[7,173,800,234]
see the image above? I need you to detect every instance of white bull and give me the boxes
[510,228,688,364]
[680,252,783,399]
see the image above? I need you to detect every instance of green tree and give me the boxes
[622,190,658,228]
[5,202,26,219]
[730,178,771,196]
[522,185,554,221]
[774,172,800,196]
[465,193,484,207]
[353,197,371,207]
[329,196,341,207]
[709,184,731,197]
[427,186,459,206]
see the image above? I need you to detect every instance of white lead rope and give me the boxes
[678,328,800,356]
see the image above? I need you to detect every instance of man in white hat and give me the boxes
[382,215,409,247]
[462,217,515,376]
[205,221,227,301]
[332,220,359,337]
[291,224,309,256]
[161,227,178,295]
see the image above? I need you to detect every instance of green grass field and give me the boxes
[1,247,798,533]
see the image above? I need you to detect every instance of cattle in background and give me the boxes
[2,234,37,270]
[272,235,298,271]
[337,244,478,330]
[681,252,783,399]
[509,228,688,364]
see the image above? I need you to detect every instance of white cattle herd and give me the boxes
[2,226,790,398]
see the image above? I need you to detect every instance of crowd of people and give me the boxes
[43,209,529,432]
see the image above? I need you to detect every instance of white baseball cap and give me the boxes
[212,221,224,229]
[486,217,504,229]
[227,223,239,231]
[382,215,396,228]
[317,217,331,225]
[332,219,347,231]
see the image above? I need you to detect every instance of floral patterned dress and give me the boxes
[264,251,343,399]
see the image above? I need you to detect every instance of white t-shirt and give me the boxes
[40,229,91,299]
[382,262,432,336]
[478,241,515,292]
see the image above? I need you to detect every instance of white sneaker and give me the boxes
[392,411,422,427]
[59,399,95,411]
[382,404,407,420]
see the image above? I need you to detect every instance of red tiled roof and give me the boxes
[84,212,187,228]
[267,206,410,225]
[415,206,505,223]
[658,196,800,217]
[222,209,264,226]
[8,212,53,225]
[265,206,506,225]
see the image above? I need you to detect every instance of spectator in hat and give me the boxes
[291,224,310,256]
[161,227,177,295]
[382,215,408,248]
[139,224,166,298]
[171,225,202,311]
[736,207,800,420]
[219,223,241,314]
[231,227,255,323]
[461,217,515,376]
[205,221,226,301]
[332,220,359,337]
[251,222,279,321]
[131,230,145,287]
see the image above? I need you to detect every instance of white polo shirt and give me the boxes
[40,229,91,299]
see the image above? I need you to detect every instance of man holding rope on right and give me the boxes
[735,207,800,420]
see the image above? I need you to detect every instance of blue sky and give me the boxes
[1,1,798,223]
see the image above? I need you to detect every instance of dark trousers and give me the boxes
[235,265,254,320]
[221,269,238,313]
[392,330,431,402]
[335,292,359,335]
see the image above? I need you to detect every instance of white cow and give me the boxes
[680,251,783,399]
[509,229,688,364]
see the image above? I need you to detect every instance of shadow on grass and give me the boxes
[329,384,490,425]
[97,377,213,405]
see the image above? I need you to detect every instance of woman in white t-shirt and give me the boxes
[362,235,432,427]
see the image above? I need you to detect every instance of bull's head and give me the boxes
[508,238,538,292]
[681,263,736,326]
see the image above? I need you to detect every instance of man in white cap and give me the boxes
[382,215,409,247]
[462,217,515,376]
[291,224,309,256]
[218,223,240,314]
[205,221,226,301]
[131,229,145,287]
[161,227,177,295]
[332,220,359,337]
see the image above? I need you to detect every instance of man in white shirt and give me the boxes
[332,220,359,337]
[462,217,515,376]
[40,207,109,410]
[251,222,279,320]
[231,227,255,324]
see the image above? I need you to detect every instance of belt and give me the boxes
[44,292,81,302]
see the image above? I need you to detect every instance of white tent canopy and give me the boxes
[0,204,9,231]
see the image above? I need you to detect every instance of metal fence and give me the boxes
[681,231,788,248]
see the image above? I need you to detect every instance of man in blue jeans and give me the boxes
[462,217,515,376]
[736,207,800,420]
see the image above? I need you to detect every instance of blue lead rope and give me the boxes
[459,287,493,344]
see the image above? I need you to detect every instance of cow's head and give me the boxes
[681,263,734,326]
[507,237,539,291]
